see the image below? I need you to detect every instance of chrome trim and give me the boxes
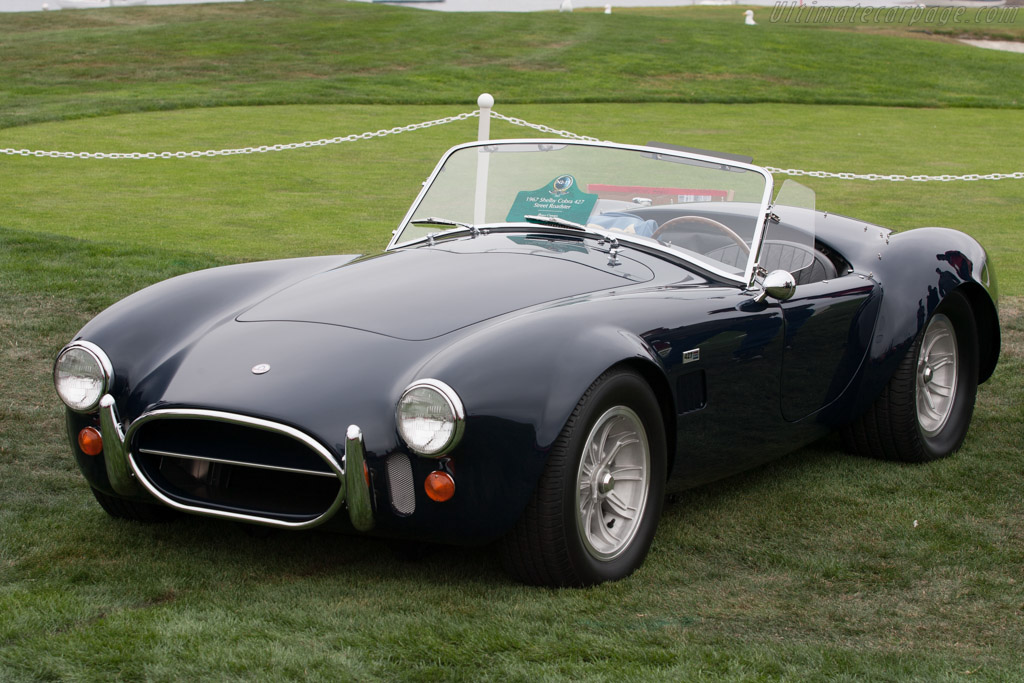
[124,408,347,530]
[386,138,774,287]
[753,269,797,303]
[98,394,143,497]
[54,340,114,413]
[136,448,338,479]
[344,425,375,532]
[396,378,466,457]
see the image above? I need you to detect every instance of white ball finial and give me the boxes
[477,93,495,109]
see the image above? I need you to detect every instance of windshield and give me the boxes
[390,141,774,282]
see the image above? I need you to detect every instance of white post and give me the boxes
[474,93,494,224]
[477,92,494,142]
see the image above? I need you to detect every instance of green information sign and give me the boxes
[506,175,598,225]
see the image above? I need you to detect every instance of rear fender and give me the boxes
[831,228,999,423]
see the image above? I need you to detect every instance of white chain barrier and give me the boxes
[762,167,1024,182]
[1,93,1020,182]
[0,111,480,160]
[488,110,600,142]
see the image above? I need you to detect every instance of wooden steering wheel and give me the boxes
[651,215,750,256]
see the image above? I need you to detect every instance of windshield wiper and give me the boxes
[523,214,587,231]
[411,215,590,240]
[411,216,481,239]
[412,217,476,230]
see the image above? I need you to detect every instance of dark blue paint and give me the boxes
[63,216,1000,545]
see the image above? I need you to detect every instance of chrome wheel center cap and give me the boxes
[597,471,615,496]
[922,365,933,384]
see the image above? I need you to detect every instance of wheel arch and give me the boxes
[613,358,677,479]
[955,281,1000,384]
[829,228,1000,426]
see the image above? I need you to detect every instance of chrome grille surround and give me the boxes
[125,408,346,529]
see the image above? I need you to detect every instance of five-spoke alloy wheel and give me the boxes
[502,368,667,587]
[845,290,979,462]
[575,406,650,562]
[916,313,959,438]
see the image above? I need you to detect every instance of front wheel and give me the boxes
[844,290,979,462]
[501,369,667,587]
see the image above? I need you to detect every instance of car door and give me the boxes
[646,287,789,490]
[778,275,881,422]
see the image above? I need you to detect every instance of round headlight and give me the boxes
[396,379,465,457]
[53,341,112,413]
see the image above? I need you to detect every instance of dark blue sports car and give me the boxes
[54,140,1000,586]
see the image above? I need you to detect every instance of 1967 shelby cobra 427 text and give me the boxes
[54,140,1000,586]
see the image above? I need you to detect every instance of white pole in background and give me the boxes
[474,93,494,224]
[477,92,494,142]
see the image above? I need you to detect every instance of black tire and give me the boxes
[844,290,979,462]
[91,487,179,523]
[500,368,667,587]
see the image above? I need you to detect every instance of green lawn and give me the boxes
[1,1,1023,680]
[2,102,1021,291]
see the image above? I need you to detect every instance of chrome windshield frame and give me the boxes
[386,138,775,287]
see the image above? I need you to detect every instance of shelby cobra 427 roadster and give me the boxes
[54,140,1000,586]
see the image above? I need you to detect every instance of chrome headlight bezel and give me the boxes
[395,378,465,458]
[53,341,113,413]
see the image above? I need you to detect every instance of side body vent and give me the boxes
[676,370,707,415]
[386,453,416,516]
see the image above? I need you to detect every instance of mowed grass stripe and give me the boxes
[1,0,1024,130]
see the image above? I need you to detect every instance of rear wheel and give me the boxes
[501,369,667,586]
[91,487,179,523]
[844,290,979,462]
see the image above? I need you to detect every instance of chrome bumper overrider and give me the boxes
[96,394,375,531]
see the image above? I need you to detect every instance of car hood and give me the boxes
[237,237,654,341]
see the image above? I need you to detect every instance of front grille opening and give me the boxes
[136,419,333,476]
[137,453,341,522]
[131,416,342,523]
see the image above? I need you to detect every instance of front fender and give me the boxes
[73,255,360,420]
[409,298,668,541]
[423,301,666,450]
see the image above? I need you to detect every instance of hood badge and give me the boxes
[251,363,271,375]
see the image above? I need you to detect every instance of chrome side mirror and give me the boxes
[753,269,796,303]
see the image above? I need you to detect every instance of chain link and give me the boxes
[489,111,601,142]
[763,166,1024,182]
[3,109,1022,182]
[0,111,479,160]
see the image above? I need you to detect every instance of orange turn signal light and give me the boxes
[78,427,103,456]
[424,470,455,502]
